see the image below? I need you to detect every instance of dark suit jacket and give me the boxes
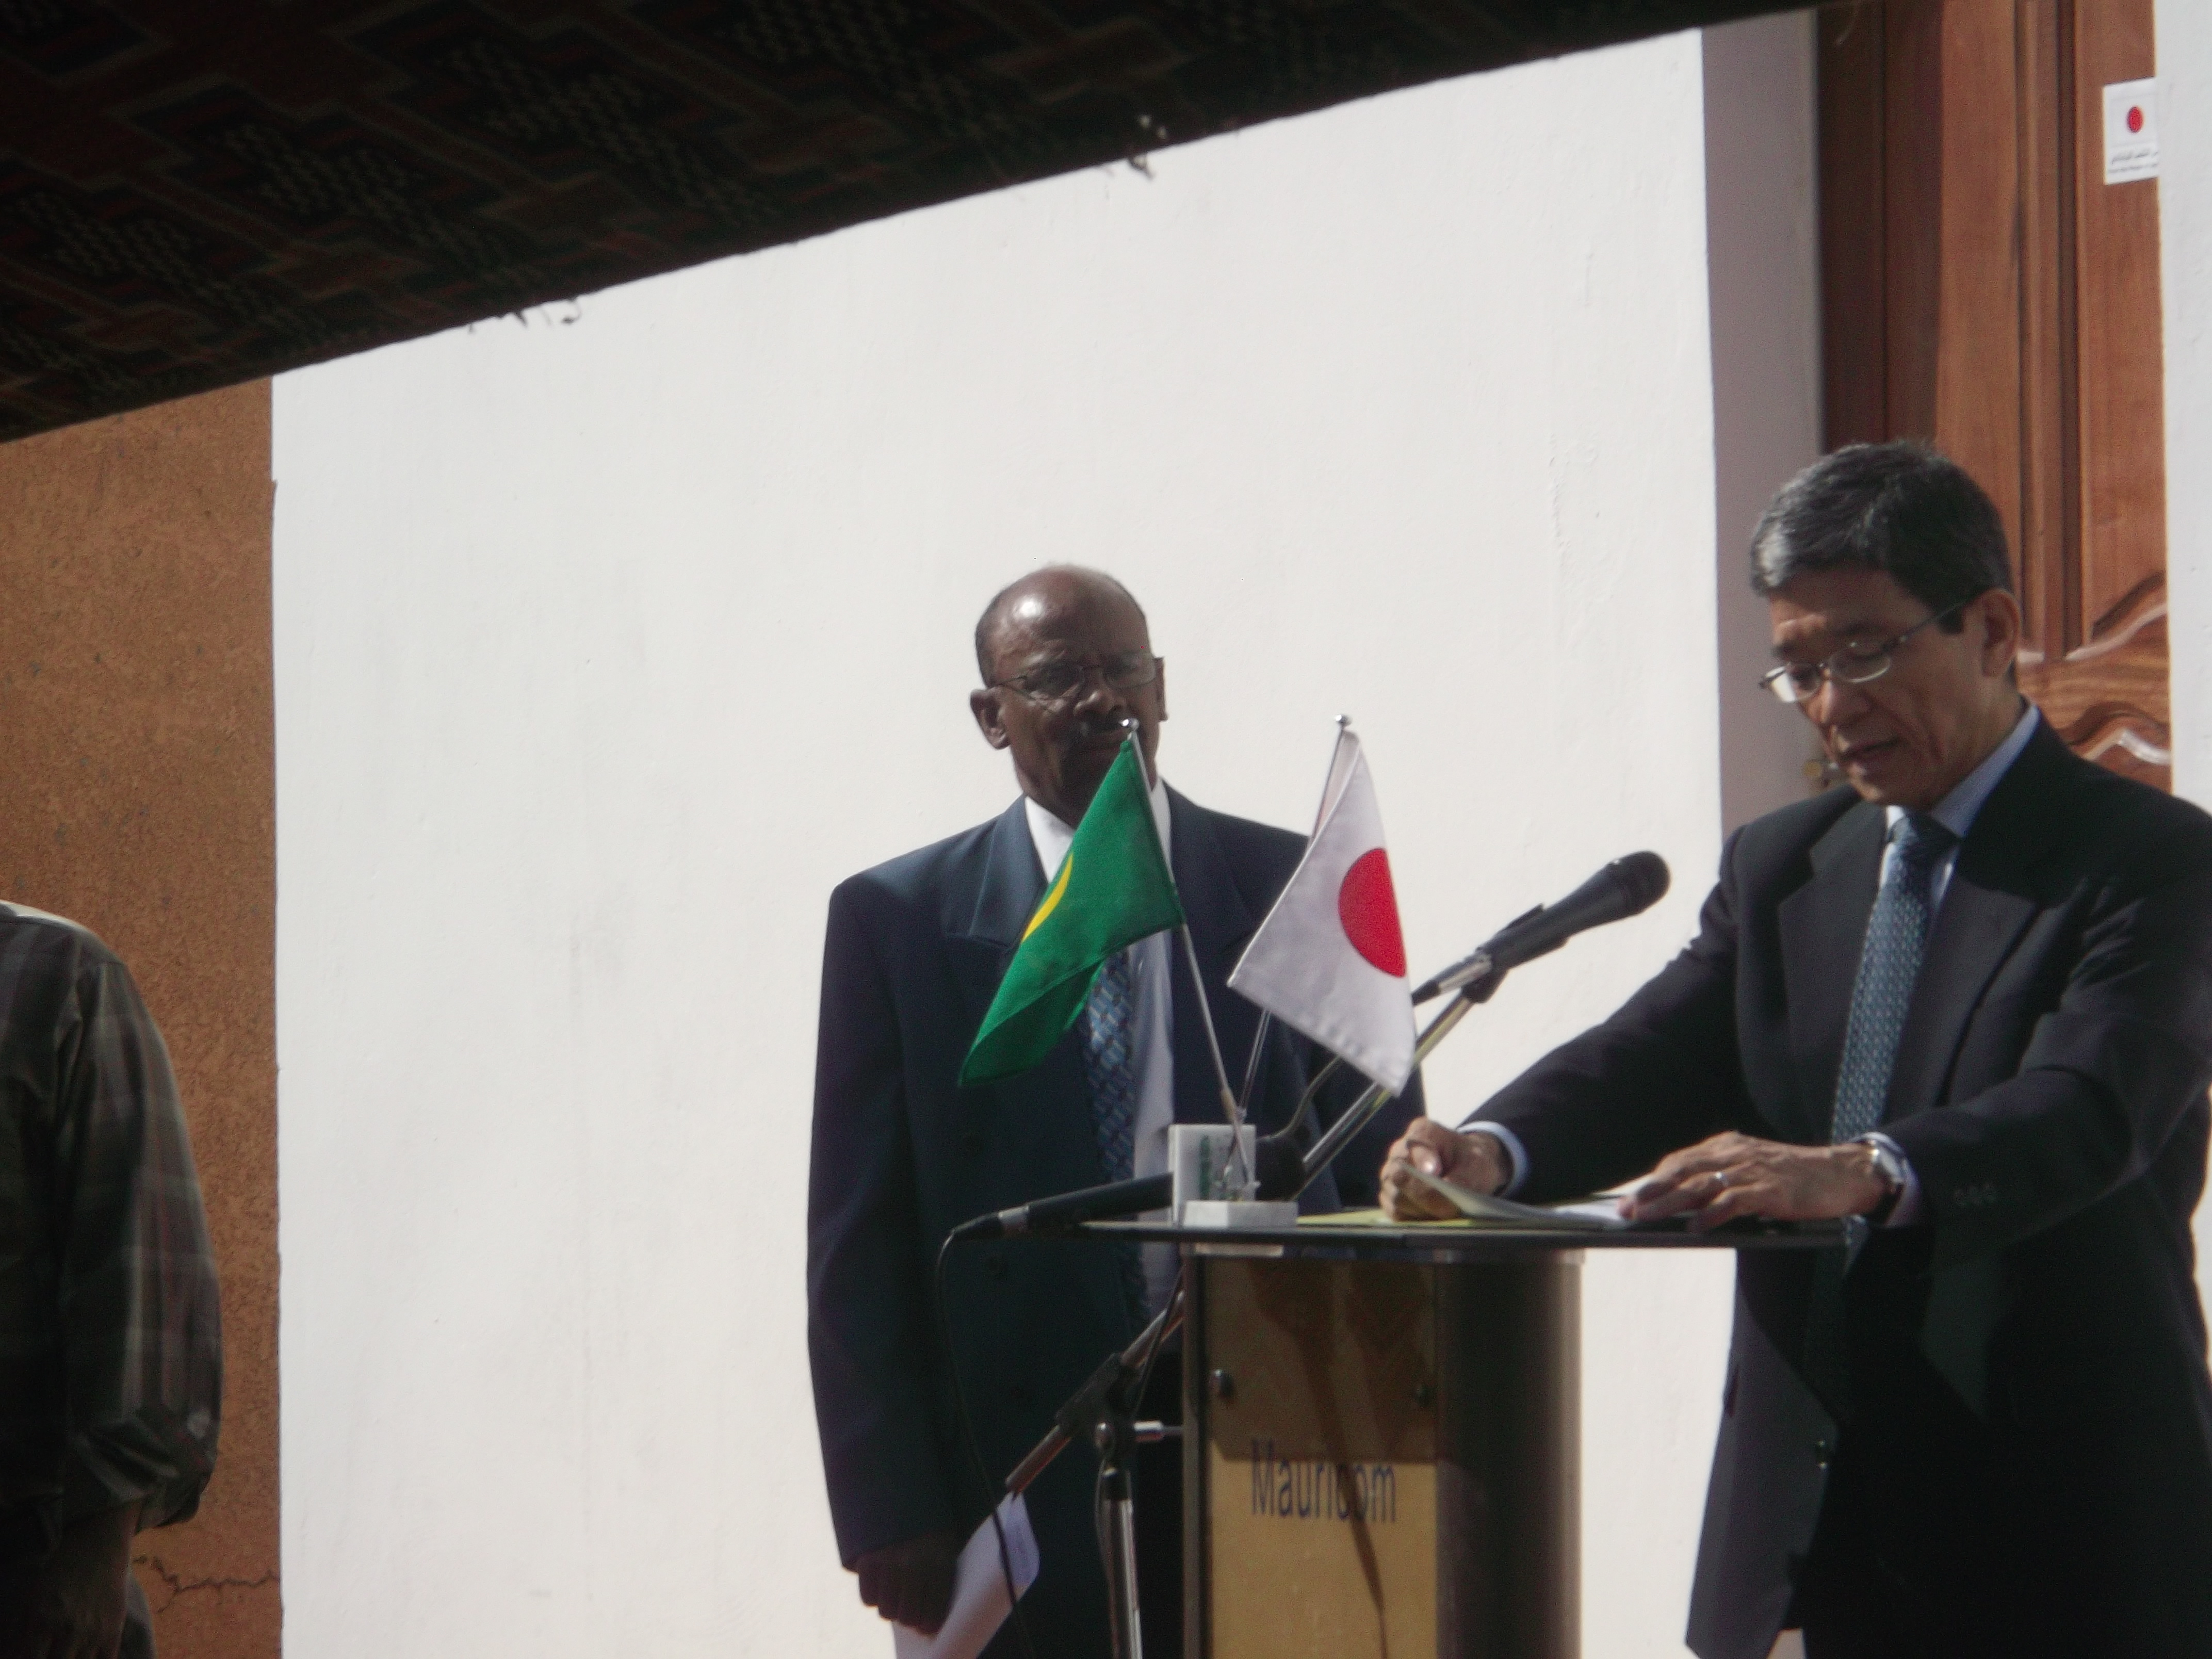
[807,788,1420,1641]
[1476,720,2212,1658]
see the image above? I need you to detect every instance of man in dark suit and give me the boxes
[1382,443,2212,1658]
[810,565,1418,1655]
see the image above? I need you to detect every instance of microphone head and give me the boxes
[1609,852,1670,916]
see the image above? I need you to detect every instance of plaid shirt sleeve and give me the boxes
[27,920,223,1530]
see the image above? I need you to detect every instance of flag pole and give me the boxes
[1177,921,1253,1189]
[1121,717,1254,1192]
[1234,1007,1273,1119]
[1124,721,1265,1185]
[1235,715,1355,1125]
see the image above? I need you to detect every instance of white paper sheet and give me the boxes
[891,1494,1040,1659]
[1403,1164,1628,1230]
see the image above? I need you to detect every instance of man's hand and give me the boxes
[1620,1132,1888,1231]
[1380,1120,1509,1219]
[1,1502,139,1659]
[855,1529,960,1635]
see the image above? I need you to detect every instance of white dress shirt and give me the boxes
[1468,703,2042,1224]
[1025,779,1179,1311]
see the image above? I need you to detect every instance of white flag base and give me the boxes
[1177,1199,1300,1229]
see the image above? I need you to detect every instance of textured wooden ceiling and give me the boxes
[0,0,1796,440]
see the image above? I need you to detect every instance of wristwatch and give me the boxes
[1853,1134,1908,1226]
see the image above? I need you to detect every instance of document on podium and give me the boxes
[892,1494,1040,1659]
[1395,1165,1630,1230]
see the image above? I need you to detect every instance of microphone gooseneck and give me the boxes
[1411,851,1670,1004]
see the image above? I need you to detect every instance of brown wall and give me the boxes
[0,383,278,1652]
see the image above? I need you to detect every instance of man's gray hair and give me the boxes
[1749,442,2013,629]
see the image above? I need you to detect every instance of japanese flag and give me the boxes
[1229,728,1417,1091]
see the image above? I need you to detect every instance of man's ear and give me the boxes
[970,687,1011,750]
[1154,658,1168,724]
[1974,589,2023,677]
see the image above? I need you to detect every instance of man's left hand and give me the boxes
[1621,1132,1886,1231]
[1,1502,139,1659]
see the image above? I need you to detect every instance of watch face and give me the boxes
[1858,1137,1902,1192]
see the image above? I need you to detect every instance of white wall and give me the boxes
[276,29,1747,1656]
[2162,7,2212,796]
[1704,11,1825,833]
[2155,0,2212,1333]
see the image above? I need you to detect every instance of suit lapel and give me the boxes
[945,800,1042,1024]
[1166,790,1263,1127]
[1884,722,2074,1122]
[1777,799,1885,1142]
[956,800,1046,949]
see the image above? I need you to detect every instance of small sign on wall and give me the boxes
[2105,78,2159,184]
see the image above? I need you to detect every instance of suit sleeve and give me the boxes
[1472,835,1757,1201]
[806,882,958,1565]
[1885,858,2212,1266]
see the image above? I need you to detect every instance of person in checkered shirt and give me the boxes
[0,903,220,1659]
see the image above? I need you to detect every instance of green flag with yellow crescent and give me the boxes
[959,739,1185,1086]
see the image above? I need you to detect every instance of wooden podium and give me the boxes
[1089,1216,1837,1659]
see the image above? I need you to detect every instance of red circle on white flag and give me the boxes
[2129,106,2145,133]
[1338,849,1407,977]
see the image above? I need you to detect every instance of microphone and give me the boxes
[1411,852,1670,1004]
[948,1135,1305,1242]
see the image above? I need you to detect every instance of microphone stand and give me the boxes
[991,965,1505,1656]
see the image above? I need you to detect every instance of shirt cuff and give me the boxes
[62,1406,217,1528]
[1459,1121,1530,1198]
[1864,1132,1924,1227]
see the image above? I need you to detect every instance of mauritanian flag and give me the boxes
[958,740,1185,1087]
[1229,728,1417,1091]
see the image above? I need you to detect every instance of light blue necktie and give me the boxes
[1078,950,1148,1325]
[1804,812,1956,1412]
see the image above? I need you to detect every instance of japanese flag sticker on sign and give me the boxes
[2105,78,2158,184]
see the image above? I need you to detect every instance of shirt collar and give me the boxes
[1884,702,2040,842]
[1024,773,1173,882]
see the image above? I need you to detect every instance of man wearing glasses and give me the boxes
[808,565,1418,1655]
[1383,442,2212,1658]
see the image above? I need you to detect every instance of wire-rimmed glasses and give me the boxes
[991,652,1160,706]
[1757,599,1970,705]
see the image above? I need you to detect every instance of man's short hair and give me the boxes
[1749,442,2014,630]
[973,566,1149,682]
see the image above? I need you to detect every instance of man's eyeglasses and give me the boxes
[1758,598,1970,705]
[991,652,1160,706]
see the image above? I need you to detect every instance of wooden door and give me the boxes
[1819,0,2169,787]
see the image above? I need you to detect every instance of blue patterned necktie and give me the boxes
[1078,950,1148,1325]
[1806,811,1956,1413]
[1830,812,1956,1144]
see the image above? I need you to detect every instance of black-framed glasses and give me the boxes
[1758,598,1970,705]
[991,651,1160,706]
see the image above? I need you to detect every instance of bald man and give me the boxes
[806,567,1419,1656]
